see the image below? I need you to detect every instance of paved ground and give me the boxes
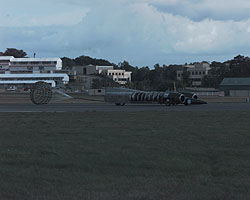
[1,102,250,112]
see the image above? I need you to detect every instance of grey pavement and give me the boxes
[1,103,250,112]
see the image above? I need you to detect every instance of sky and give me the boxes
[0,0,250,67]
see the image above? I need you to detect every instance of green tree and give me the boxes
[91,79,103,89]
[61,57,76,69]
[1,48,27,58]
[119,61,135,72]
[182,71,190,87]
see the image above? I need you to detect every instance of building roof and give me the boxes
[106,69,132,73]
[0,80,56,87]
[0,73,68,78]
[220,77,250,86]
[96,66,114,69]
[0,56,61,62]
[0,56,14,60]
[0,73,69,82]
[11,57,61,62]
[184,87,219,92]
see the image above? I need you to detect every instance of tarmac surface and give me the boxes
[1,102,250,112]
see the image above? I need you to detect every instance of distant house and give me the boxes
[103,69,132,85]
[73,65,113,76]
[220,77,250,96]
[0,56,69,87]
[177,61,211,87]
[71,65,132,89]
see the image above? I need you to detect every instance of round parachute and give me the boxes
[30,81,52,105]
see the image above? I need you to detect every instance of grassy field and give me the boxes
[0,111,250,200]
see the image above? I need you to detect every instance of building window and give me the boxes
[199,71,201,75]
[97,89,102,93]
[195,72,198,75]
[203,71,205,75]
[83,68,87,75]
[118,78,128,81]
[109,73,112,75]
[41,61,51,64]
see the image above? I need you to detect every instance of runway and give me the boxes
[1,102,250,112]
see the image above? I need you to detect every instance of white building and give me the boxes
[96,66,114,74]
[104,69,132,85]
[0,56,13,71]
[0,74,69,87]
[73,65,132,86]
[74,65,113,76]
[177,62,211,86]
[0,56,68,87]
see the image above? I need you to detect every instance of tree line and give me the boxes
[1,48,250,90]
[0,48,27,58]
[202,55,250,88]
[63,55,250,91]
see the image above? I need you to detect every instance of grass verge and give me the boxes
[0,111,250,199]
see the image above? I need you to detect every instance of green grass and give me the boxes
[0,111,250,199]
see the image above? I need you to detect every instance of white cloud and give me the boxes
[148,0,250,21]
[0,0,89,27]
[1,0,250,66]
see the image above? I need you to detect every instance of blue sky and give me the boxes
[1,0,250,67]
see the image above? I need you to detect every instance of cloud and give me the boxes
[149,0,250,21]
[1,0,250,66]
[0,0,89,27]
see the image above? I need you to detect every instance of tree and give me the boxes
[1,48,27,58]
[119,61,135,72]
[75,55,114,66]
[182,71,191,87]
[61,57,77,69]
[91,79,103,89]
[91,75,120,89]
